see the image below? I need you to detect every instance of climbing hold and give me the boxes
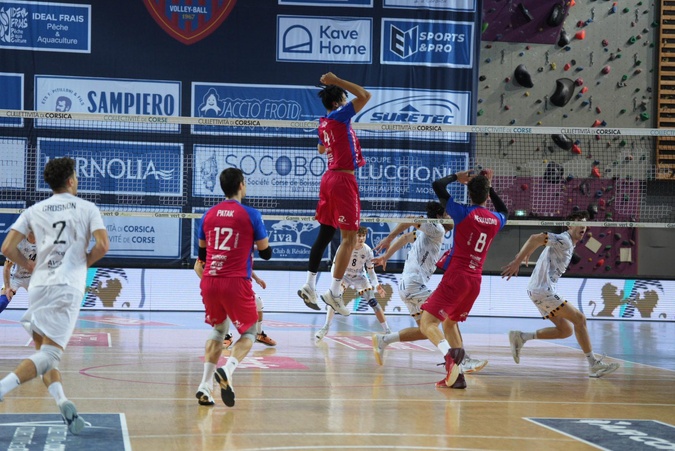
[558,29,571,47]
[550,78,576,107]
[614,233,622,240]
[552,134,573,150]
[548,3,565,26]
[575,78,584,86]
[477,109,484,116]
[610,2,617,14]
[595,106,602,114]
[575,30,586,40]
[505,105,511,110]
[514,64,534,88]
[520,184,529,191]
[518,3,534,22]
[640,112,650,121]
[479,75,487,81]
[602,39,609,47]
[572,144,582,154]
[628,36,637,44]
[591,167,602,178]
[601,65,611,75]
[482,22,489,33]
[592,119,602,127]
[564,63,572,71]
[580,86,588,93]
[505,77,512,83]
[595,190,604,198]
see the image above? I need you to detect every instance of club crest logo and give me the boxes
[143,0,237,45]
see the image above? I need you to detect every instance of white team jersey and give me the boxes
[528,231,574,293]
[336,243,377,283]
[11,193,106,291]
[402,222,446,281]
[9,239,37,281]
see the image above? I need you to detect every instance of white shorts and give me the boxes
[3,276,30,293]
[398,273,432,317]
[341,275,373,296]
[21,284,84,349]
[528,289,567,319]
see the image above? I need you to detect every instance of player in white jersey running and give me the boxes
[1,232,37,314]
[370,201,487,374]
[501,210,620,378]
[0,157,110,434]
[315,226,388,342]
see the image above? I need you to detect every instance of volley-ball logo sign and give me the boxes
[143,0,237,45]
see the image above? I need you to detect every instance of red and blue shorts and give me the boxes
[421,271,481,322]
[315,170,360,231]
[200,276,257,334]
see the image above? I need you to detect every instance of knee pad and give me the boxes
[208,321,228,343]
[255,295,264,311]
[240,324,257,343]
[367,297,380,310]
[0,294,9,312]
[29,345,62,376]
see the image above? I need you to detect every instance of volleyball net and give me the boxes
[1,109,674,229]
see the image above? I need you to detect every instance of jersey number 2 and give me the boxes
[52,221,66,244]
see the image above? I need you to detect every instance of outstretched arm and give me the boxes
[373,221,416,254]
[372,231,416,271]
[501,232,547,280]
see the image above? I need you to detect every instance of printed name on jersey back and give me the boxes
[216,209,234,217]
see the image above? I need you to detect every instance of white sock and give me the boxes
[522,332,536,342]
[382,332,400,345]
[48,381,67,405]
[224,357,239,377]
[306,272,317,290]
[200,362,216,387]
[380,321,390,333]
[585,352,597,365]
[324,308,335,328]
[0,372,20,398]
[329,279,342,296]
[437,339,451,356]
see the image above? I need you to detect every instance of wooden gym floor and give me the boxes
[0,310,673,450]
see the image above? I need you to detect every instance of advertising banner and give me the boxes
[0,1,91,52]
[193,144,468,204]
[101,206,182,259]
[276,15,372,64]
[37,138,184,196]
[34,75,181,131]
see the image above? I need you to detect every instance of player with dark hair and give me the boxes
[297,73,371,317]
[194,167,272,408]
[371,201,488,373]
[501,210,620,378]
[0,156,109,434]
[418,169,507,389]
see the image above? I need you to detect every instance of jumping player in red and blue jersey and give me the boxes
[297,72,371,317]
[194,167,272,408]
[420,169,508,389]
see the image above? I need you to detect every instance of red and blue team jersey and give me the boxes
[318,102,365,171]
[444,197,507,275]
[198,199,268,279]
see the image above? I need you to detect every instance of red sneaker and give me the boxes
[443,348,465,387]
[435,373,467,389]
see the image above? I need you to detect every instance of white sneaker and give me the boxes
[195,384,215,406]
[461,357,488,374]
[59,400,85,435]
[589,358,620,378]
[508,330,524,364]
[315,326,328,343]
[372,334,387,366]
[298,284,320,311]
[321,290,350,316]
